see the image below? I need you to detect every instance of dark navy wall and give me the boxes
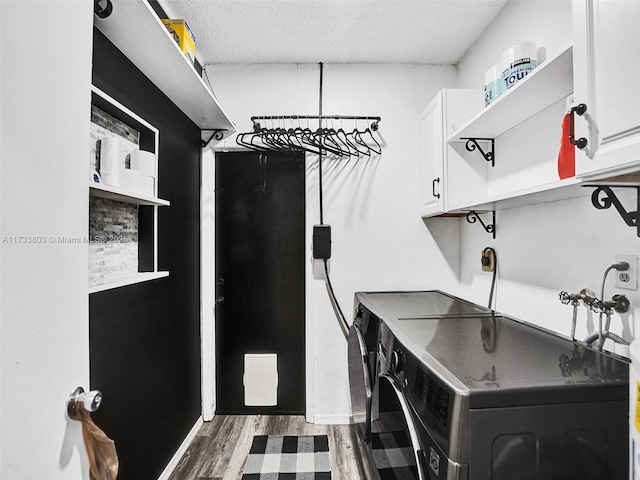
[89,28,202,480]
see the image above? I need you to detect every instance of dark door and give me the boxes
[215,151,305,414]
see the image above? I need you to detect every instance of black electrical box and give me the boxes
[313,224,331,259]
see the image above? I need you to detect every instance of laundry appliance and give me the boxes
[349,290,629,480]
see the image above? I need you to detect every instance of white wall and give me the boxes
[209,63,460,421]
[453,0,638,357]
[208,0,637,421]
[1,1,93,478]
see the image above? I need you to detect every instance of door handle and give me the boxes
[215,296,225,305]
[216,277,224,285]
[432,178,441,199]
[569,103,588,149]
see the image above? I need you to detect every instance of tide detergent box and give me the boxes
[162,19,196,64]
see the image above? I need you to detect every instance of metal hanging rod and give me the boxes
[237,114,383,158]
[251,115,380,123]
[251,115,381,132]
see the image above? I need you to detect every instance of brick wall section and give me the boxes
[89,197,139,287]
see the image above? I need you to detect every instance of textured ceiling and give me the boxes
[158,0,510,65]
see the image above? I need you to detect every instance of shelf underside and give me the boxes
[89,271,169,293]
[90,183,169,206]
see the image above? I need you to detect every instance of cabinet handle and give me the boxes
[569,103,588,149]
[432,178,440,199]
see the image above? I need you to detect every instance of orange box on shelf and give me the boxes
[161,19,196,64]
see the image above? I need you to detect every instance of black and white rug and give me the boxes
[371,431,418,480]
[242,435,332,479]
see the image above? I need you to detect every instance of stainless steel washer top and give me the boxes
[353,290,630,480]
[355,290,494,320]
[358,290,629,407]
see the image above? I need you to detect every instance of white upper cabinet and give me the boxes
[420,89,483,218]
[420,93,445,216]
[573,0,640,179]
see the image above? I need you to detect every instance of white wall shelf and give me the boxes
[89,85,167,291]
[89,271,169,294]
[90,183,170,207]
[448,45,573,145]
[94,0,236,144]
[455,178,586,212]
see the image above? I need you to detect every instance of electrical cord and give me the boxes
[316,61,348,340]
[597,261,629,350]
[324,259,349,339]
[484,247,498,310]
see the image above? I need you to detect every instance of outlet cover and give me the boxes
[615,254,638,291]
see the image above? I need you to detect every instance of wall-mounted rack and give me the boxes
[586,184,640,237]
[236,115,382,158]
[466,210,496,239]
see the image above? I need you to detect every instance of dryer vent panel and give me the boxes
[244,353,278,406]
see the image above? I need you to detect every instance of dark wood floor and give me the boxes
[168,415,366,480]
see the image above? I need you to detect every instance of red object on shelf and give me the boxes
[557,112,575,179]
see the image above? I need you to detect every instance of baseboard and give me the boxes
[311,413,353,425]
[157,416,204,480]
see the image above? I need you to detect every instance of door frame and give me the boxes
[201,147,216,420]
[201,147,315,421]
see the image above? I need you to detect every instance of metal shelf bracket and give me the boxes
[466,210,496,239]
[460,137,495,167]
[201,129,227,148]
[588,185,640,237]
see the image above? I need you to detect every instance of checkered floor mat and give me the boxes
[371,412,419,480]
[371,431,418,480]
[242,435,332,479]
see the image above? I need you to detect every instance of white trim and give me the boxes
[305,152,316,424]
[311,413,353,425]
[201,149,216,420]
[156,416,204,480]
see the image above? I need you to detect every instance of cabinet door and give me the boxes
[573,0,640,179]
[443,89,485,211]
[420,92,445,217]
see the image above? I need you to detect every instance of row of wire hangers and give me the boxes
[235,115,382,158]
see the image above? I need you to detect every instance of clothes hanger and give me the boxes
[347,120,372,156]
[335,119,362,156]
[316,119,346,156]
[236,129,268,152]
[328,118,357,157]
[359,118,382,155]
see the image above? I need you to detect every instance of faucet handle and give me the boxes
[559,291,572,304]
